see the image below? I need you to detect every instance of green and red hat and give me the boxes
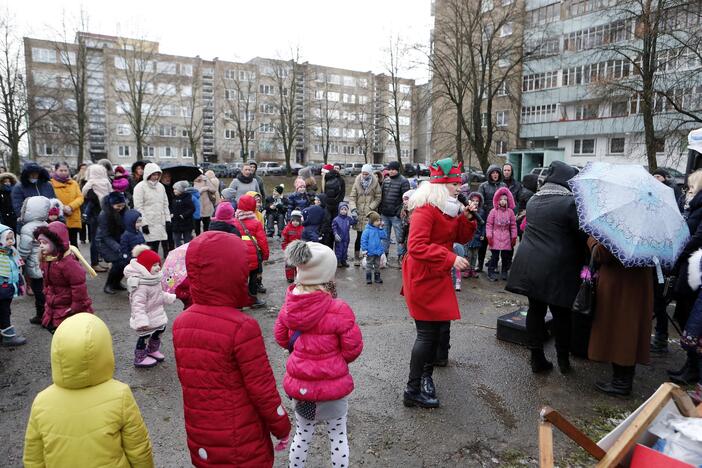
[429,157,463,184]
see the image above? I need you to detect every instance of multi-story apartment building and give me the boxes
[24,32,416,168]
[514,0,702,176]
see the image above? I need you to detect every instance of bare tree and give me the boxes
[180,61,206,165]
[354,98,375,164]
[112,38,171,160]
[270,51,304,174]
[221,67,256,161]
[0,16,58,173]
[312,75,338,163]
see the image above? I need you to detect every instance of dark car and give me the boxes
[403,164,417,177]
[463,166,486,183]
[308,163,324,175]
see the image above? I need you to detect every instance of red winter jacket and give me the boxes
[234,195,269,271]
[281,222,303,251]
[36,222,93,329]
[173,232,290,468]
[402,204,476,321]
[274,286,363,402]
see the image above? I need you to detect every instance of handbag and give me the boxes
[572,247,598,317]
[237,220,263,265]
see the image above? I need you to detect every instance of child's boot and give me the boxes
[1,326,27,346]
[366,271,373,284]
[462,268,471,279]
[354,251,361,267]
[454,274,461,291]
[146,337,165,362]
[500,268,509,281]
[374,271,383,284]
[29,305,43,325]
[134,348,158,368]
[487,268,498,282]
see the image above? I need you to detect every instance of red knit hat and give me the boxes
[322,164,334,172]
[136,247,161,272]
[429,158,463,184]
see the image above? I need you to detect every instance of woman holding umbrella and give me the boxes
[402,158,477,409]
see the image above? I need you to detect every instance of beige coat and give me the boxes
[348,173,381,232]
[133,163,171,242]
[194,170,220,218]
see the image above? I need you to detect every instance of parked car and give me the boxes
[403,164,417,177]
[209,164,229,178]
[256,161,284,176]
[531,165,581,186]
[307,163,324,175]
[371,164,385,173]
[287,162,303,175]
[463,166,486,183]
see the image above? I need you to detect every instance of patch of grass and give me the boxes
[498,449,535,467]
[560,405,633,467]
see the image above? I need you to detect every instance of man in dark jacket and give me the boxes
[12,162,56,220]
[380,161,410,263]
[323,166,346,219]
[128,160,148,204]
[502,163,522,210]
[506,161,587,373]
[476,165,505,271]
[653,168,683,212]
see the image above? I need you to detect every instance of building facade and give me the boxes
[24,32,416,168]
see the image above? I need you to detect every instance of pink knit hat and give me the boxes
[112,177,129,192]
[294,177,306,190]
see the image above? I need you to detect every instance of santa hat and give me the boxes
[322,164,334,174]
[133,245,161,272]
[285,240,336,285]
[429,157,462,184]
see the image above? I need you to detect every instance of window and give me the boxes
[259,103,275,114]
[156,61,176,74]
[114,79,130,92]
[144,146,155,158]
[563,20,630,52]
[343,76,355,87]
[224,129,236,139]
[481,112,488,128]
[182,147,193,158]
[496,111,509,127]
[520,104,559,124]
[568,0,616,18]
[343,128,356,139]
[181,129,191,138]
[400,133,410,142]
[118,145,130,157]
[573,139,595,155]
[611,100,628,117]
[43,122,60,133]
[342,145,355,155]
[313,144,322,154]
[481,0,494,13]
[159,105,176,117]
[497,82,508,96]
[181,85,192,97]
[32,47,56,63]
[64,145,77,157]
[225,89,236,100]
[259,122,275,133]
[574,103,599,120]
[522,71,559,92]
[328,74,341,85]
[159,147,175,158]
[496,140,508,156]
[159,125,177,137]
[116,103,129,114]
[401,149,411,159]
[315,72,325,82]
[343,93,355,104]
[400,84,411,94]
[225,69,237,80]
[64,99,77,111]
[527,3,560,26]
[116,124,131,136]
[157,83,177,96]
[259,84,275,95]
[500,23,513,37]
[329,127,340,137]
[330,144,339,154]
[609,137,625,154]
[181,106,192,118]
[327,92,340,102]
[527,39,560,58]
[399,116,411,126]
[60,51,76,66]
[34,97,57,110]
[40,144,57,156]
[180,64,193,76]
[501,0,514,5]
[654,137,666,154]
[358,95,368,105]
[239,70,255,81]
[358,78,368,88]
[240,111,255,121]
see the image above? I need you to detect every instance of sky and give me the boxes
[5,0,434,83]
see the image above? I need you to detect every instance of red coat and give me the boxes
[233,195,269,271]
[37,222,93,329]
[172,232,290,468]
[274,286,363,402]
[281,222,303,251]
[402,204,476,321]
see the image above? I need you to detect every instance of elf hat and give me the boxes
[429,157,463,184]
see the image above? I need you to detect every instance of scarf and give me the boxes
[360,174,373,192]
[127,271,162,293]
[237,172,254,184]
[440,196,462,218]
[82,176,112,202]
[53,174,70,184]
[44,246,97,278]
[235,209,257,221]
[534,182,573,198]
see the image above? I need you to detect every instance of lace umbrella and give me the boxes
[161,242,189,293]
[568,162,689,276]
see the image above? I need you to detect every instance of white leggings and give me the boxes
[288,412,349,468]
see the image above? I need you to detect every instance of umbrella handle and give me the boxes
[653,257,664,284]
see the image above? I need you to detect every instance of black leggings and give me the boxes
[194,217,210,236]
[526,297,572,355]
[354,231,362,253]
[478,238,488,270]
[30,277,45,317]
[147,240,170,259]
[407,320,450,392]
[0,298,12,329]
[136,327,165,350]
[68,228,81,247]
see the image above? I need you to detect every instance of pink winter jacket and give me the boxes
[486,187,518,251]
[123,259,177,332]
[274,285,363,402]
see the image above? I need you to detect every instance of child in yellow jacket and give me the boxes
[23,313,154,468]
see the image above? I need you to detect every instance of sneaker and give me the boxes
[250,298,267,309]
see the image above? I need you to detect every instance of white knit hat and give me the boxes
[285,241,337,285]
[361,164,373,174]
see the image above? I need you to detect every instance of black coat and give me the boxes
[478,165,506,213]
[673,191,702,297]
[96,199,125,263]
[506,183,588,308]
[170,192,195,233]
[323,171,346,218]
[82,189,101,225]
[380,174,410,217]
[0,185,17,232]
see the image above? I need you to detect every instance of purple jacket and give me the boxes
[486,187,517,251]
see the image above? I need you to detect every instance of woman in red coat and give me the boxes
[233,194,269,308]
[172,231,290,468]
[402,158,477,408]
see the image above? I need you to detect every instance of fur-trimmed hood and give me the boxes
[20,162,51,187]
[34,221,70,256]
[688,249,702,291]
[492,186,515,210]
[468,191,484,208]
[0,172,17,185]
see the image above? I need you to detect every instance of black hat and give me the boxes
[107,191,127,205]
[275,184,284,194]
[652,168,670,178]
[386,161,401,171]
[544,161,578,189]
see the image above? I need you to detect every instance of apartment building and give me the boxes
[514,0,702,175]
[24,32,416,168]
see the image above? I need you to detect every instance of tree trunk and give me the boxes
[136,137,143,161]
[455,109,464,165]
[77,117,86,166]
[9,139,20,174]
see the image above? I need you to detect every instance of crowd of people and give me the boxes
[1,154,700,467]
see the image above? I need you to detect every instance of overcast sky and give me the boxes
[7,0,434,83]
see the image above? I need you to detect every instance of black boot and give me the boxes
[29,306,43,325]
[595,364,634,396]
[403,388,440,408]
[650,333,668,354]
[112,273,127,291]
[500,269,509,281]
[669,355,700,385]
[374,271,383,284]
[103,273,116,295]
[530,348,553,373]
[487,269,498,282]
[557,353,572,375]
[421,376,436,398]
[366,271,372,285]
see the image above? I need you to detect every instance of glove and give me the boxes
[274,436,290,452]
[142,225,150,235]
[334,234,342,243]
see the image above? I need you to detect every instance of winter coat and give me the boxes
[194,171,220,218]
[233,196,269,271]
[322,170,346,218]
[265,193,288,216]
[50,178,84,228]
[124,260,176,332]
[673,190,702,298]
[11,162,56,218]
[281,222,303,251]
[332,214,356,244]
[23,313,153,468]
[120,210,145,260]
[133,164,171,242]
[228,173,261,201]
[380,174,410,217]
[587,238,653,366]
[477,165,506,213]
[402,204,476,321]
[38,222,93,329]
[96,199,126,263]
[0,173,18,231]
[172,232,290,468]
[19,196,50,279]
[315,193,334,248]
[467,192,485,249]
[171,192,195,233]
[486,187,517,250]
[506,182,588,308]
[301,204,325,242]
[189,189,201,221]
[82,189,101,226]
[348,174,381,232]
[286,191,312,219]
[274,287,363,402]
[502,176,522,212]
[361,224,386,256]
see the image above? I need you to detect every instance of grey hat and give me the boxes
[173,180,190,193]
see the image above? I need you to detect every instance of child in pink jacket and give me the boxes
[124,245,176,368]
[274,240,363,468]
[486,186,517,282]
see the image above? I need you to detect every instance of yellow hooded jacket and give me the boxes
[245,190,265,226]
[23,313,154,468]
